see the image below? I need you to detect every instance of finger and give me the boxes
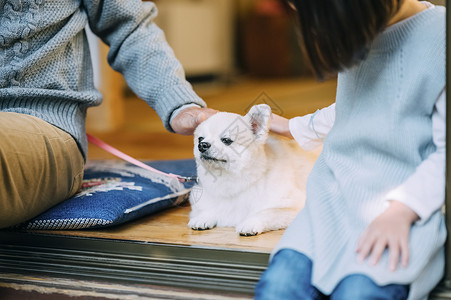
[400,238,410,268]
[196,112,207,125]
[356,233,374,263]
[181,113,196,135]
[388,241,399,272]
[207,108,219,116]
[369,238,388,266]
[356,231,367,252]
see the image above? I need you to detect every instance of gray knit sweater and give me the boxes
[0,0,206,158]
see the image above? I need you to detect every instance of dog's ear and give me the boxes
[245,104,272,142]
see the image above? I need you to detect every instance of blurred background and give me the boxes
[85,0,444,161]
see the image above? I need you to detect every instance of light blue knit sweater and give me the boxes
[274,5,446,300]
[0,0,206,158]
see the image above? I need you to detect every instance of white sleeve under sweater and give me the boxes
[289,90,446,224]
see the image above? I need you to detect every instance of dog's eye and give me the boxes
[198,137,204,143]
[221,137,233,146]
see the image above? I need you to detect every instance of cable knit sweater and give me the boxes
[273,4,446,300]
[0,0,206,158]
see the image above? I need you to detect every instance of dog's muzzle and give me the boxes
[198,141,211,153]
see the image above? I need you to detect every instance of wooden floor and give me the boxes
[40,205,287,253]
[43,76,337,253]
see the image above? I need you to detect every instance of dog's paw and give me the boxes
[188,217,217,231]
[236,221,265,236]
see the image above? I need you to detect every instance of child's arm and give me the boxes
[270,103,336,150]
[382,90,446,224]
[269,113,294,139]
[356,89,445,271]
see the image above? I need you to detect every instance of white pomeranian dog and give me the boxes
[188,104,318,236]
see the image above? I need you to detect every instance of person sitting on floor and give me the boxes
[0,0,216,229]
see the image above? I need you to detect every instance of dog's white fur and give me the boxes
[188,104,317,236]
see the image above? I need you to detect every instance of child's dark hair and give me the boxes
[287,0,402,80]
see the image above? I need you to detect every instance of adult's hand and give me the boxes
[170,106,218,135]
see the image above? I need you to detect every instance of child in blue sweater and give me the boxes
[256,0,446,299]
[0,1,215,228]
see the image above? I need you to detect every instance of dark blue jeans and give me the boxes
[254,249,409,300]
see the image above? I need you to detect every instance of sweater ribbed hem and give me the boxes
[0,88,102,160]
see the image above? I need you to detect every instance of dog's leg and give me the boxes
[236,208,299,236]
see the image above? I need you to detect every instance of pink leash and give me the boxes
[86,133,197,183]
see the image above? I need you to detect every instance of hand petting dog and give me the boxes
[171,106,218,135]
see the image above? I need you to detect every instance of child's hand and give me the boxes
[269,113,293,139]
[356,201,419,271]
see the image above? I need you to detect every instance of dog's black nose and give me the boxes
[198,142,211,153]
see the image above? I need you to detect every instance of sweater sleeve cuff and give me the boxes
[383,174,444,225]
[383,188,430,225]
[169,103,202,125]
[153,85,207,132]
[289,116,324,151]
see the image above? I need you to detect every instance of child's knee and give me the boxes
[331,274,409,300]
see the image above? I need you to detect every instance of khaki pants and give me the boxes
[0,112,84,228]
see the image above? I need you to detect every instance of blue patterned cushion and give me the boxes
[20,159,197,230]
